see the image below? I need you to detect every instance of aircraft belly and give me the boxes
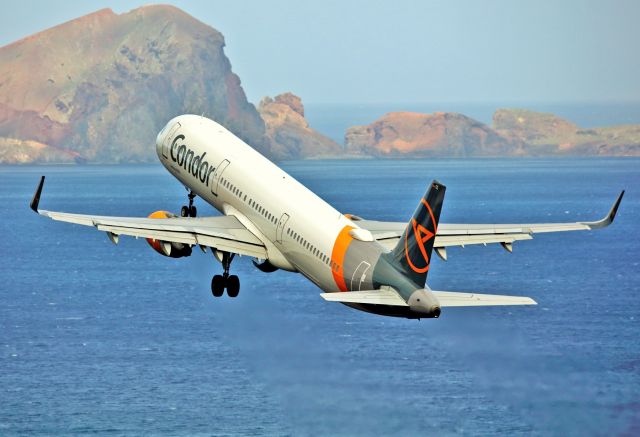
[342,302,423,319]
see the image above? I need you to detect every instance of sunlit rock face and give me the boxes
[0,5,267,163]
[493,109,640,156]
[258,93,343,160]
[345,111,525,157]
[345,109,640,157]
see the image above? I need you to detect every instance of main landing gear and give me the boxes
[181,190,197,218]
[211,252,240,298]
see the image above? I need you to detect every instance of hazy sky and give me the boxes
[1,0,638,105]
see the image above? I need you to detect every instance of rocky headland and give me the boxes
[258,92,342,160]
[345,111,525,157]
[493,109,640,156]
[345,109,640,157]
[0,6,266,163]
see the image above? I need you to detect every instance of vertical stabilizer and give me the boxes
[386,180,445,287]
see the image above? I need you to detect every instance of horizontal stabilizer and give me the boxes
[432,291,536,307]
[321,289,536,308]
[320,289,408,307]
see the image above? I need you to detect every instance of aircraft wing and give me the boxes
[356,191,624,254]
[29,176,267,258]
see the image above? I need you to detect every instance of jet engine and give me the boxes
[145,211,192,258]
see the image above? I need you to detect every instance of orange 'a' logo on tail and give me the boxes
[404,198,437,273]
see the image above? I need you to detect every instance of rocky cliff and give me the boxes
[258,93,342,159]
[345,109,640,157]
[345,111,525,157]
[0,5,266,163]
[494,109,640,156]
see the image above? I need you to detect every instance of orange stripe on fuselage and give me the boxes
[331,225,354,292]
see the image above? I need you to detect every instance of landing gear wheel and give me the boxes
[211,274,225,297]
[226,275,240,298]
[181,190,197,217]
[210,252,239,299]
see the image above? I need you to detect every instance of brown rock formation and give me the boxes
[494,109,640,156]
[259,93,342,159]
[273,92,304,117]
[345,112,524,157]
[0,5,266,163]
[0,137,81,164]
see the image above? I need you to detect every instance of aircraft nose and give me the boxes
[156,123,168,156]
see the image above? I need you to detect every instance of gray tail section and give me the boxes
[386,180,446,287]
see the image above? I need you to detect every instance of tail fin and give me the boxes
[386,180,446,287]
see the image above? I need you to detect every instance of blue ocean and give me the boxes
[1,158,639,436]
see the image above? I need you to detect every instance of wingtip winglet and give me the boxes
[609,190,625,223]
[584,190,624,229]
[30,176,45,213]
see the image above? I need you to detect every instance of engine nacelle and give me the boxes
[344,213,363,221]
[145,211,192,258]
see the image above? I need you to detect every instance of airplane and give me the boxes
[29,114,624,319]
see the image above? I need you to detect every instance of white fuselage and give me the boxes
[155,114,375,293]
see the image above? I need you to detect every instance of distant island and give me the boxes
[0,5,638,164]
[345,108,640,157]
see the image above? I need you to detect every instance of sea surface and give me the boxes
[1,158,639,436]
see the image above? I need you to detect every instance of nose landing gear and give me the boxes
[181,190,197,218]
[211,251,240,298]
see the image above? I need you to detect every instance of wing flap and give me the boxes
[375,233,533,251]
[436,233,533,247]
[432,291,537,307]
